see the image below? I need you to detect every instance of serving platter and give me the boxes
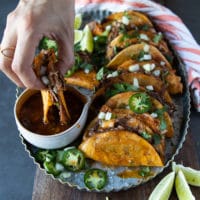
[18,10,190,192]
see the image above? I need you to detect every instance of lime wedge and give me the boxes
[172,162,200,187]
[175,170,195,200]
[148,171,175,200]
[74,30,83,44]
[74,13,82,29]
[80,25,94,53]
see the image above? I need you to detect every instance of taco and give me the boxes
[102,11,154,29]
[65,70,99,90]
[79,130,163,167]
[104,91,174,137]
[107,44,183,94]
[106,30,170,60]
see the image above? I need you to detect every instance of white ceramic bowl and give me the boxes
[14,88,91,149]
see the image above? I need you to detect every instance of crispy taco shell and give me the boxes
[107,30,170,60]
[116,60,183,95]
[79,130,163,167]
[107,43,171,69]
[65,70,99,90]
[105,91,174,137]
[102,11,153,28]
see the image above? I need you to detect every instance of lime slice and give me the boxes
[175,170,195,200]
[80,25,94,53]
[74,30,83,44]
[74,13,82,29]
[148,171,175,200]
[172,162,200,186]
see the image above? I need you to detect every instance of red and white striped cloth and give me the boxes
[75,0,200,112]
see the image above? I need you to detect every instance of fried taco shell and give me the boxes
[65,70,99,90]
[105,91,174,137]
[102,11,153,28]
[106,30,170,60]
[79,130,163,167]
[107,43,171,69]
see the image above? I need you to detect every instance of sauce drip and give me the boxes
[18,89,85,135]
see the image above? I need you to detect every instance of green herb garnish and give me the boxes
[139,166,151,177]
[141,132,152,140]
[153,33,163,44]
[106,83,138,98]
[96,67,111,81]
[152,134,162,145]
[39,37,58,52]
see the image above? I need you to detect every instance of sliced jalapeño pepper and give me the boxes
[62,148,85,171]
[128,92,152,114]
[84,168,107,190]
[43,161,62,176]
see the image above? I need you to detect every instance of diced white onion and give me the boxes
[143,54,152,60]
[98,112,106,119]
[129,64,140,72]
[106,25,112,31]
[143,44,150,52]
[140,54,152,61]
[112,71,119,77]
[146,85,154,91]
[151,63,156,69]
[139,34,149,41]
[151,112,158,118]
[122,16,130,25]
[107,71,119,78]
[143,63,155,72]
[133,78,139,88]
[142,63,151,71]
[105,112,112,120]
[55,163,65,171]
[84,69,90,74]
[160,61,166,66]
[126,105,130,110]
[153,69,161,77]
[41,76,49,85]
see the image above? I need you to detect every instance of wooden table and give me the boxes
[32,1,200,199]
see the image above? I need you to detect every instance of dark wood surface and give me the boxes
[32,132,200,200]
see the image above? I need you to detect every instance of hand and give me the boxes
[0,0,75,89]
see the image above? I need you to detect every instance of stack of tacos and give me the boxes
[67,11,183,167]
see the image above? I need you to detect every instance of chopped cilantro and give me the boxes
[153,33,163,44]
[39,37,58,52]
[152,134,162,145]
[137,50,145,61]
[155,107,168,131]
[139,24,150,31]
[141,132,152,140]
[139,166,151,177]
[96,67,111,81]
[165,53,174,64]
[106,83,138,98]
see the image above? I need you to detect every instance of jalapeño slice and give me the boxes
[62,148,85,171]
[44,161,61,176]
[129,92,152,114]
[84,168,107,190]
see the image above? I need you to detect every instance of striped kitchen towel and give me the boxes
[75,0,200,112]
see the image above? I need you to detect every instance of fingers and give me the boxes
[0,21,25,87]
[56,32,74,75]
[12,32,45,89]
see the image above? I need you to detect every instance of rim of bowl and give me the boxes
[14,88,91,138]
